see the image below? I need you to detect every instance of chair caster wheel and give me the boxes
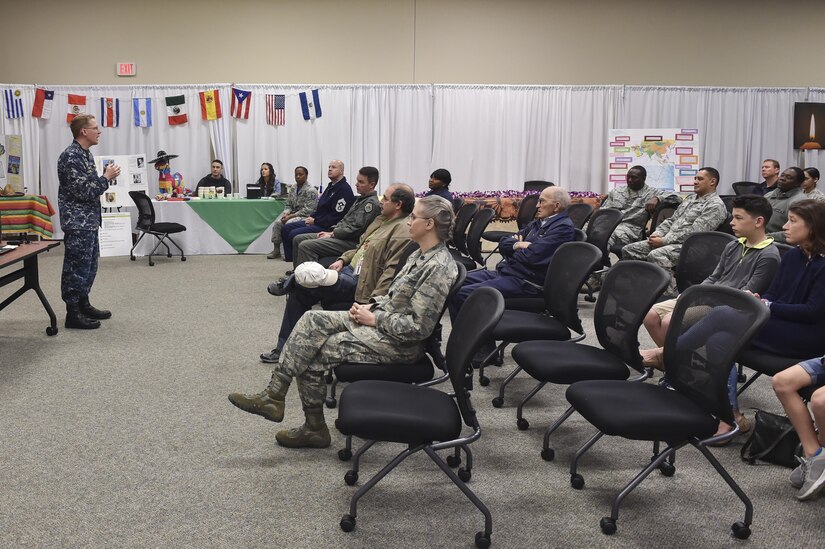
[600,517,617,535]
[571,473,585,490]
[458,467,471,482]
[446,454,461,468]
[340,514,356,532]
[325,397,337,409]
[130,256,135,261]
[737,373,747,383]
[475,531,491,549]
[584,295,597,303]
[491,397,504,408]
[659,462,676,477]
[46,326,58,336]
[517,418,529,431]
[149,261,155,266]
[732,521,751,539]
[338,448,352,461]
[479,376,490,387]
[493,353,503,366]
[181,257,186,262]
[541,448,555,461]
[344,471,358,486]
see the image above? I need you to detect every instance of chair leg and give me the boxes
[693,440,754,529]
[349,439,379,475]
[540,405,576,461]
[736,371,762,396]
[515,381,547,430]
[491,366,522,408]
[326,378,339,408]
[344,444,424,521]
[338,435,354,461]
[166,235,185,259]
[130,232,147,260]
[477,343,505,387]
[424,446,492,542]
[570,430,605,479]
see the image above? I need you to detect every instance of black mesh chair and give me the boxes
[565,285,769,538]
[511,260,669,446]
[641,202,678,240]
[477,242,602,400]
[335,287,504,548]
[566,203,594,230]
[452,208,495,271]
[581,208,624,302]
[719,194,736,213]
[732,181,761,195]
[128,191,186,266]
[674,231,736,293]
[452,196,464,213]
[449,203,479,256]
[523,180,554,192]
[735,347,809,398]
[481,194,539,262]
[574,228,586,242]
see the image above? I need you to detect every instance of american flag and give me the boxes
[266,94,285,126]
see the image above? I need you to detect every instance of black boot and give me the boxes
[65,303,101,330]
[79,296,112,320]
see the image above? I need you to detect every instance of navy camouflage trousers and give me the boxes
[61,229,99,305]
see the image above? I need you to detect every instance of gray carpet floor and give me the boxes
[1,245,821,548]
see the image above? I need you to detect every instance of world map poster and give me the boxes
[607,129,701,192]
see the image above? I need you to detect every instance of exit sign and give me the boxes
[117,63,137,77]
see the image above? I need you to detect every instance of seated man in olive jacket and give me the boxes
[260,183,414,364]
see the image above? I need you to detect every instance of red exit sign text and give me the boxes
[117,63,137,77]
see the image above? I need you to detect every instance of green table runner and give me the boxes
[185,199,285,253]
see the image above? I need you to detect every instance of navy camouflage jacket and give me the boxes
[57,140,109,231]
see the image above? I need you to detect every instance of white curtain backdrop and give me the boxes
[431,85,621,193]
[233,84,433,196]
[0,83,40,196]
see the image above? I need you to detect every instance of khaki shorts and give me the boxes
[650,298,678,319]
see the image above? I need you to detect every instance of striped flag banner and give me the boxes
[199,89,222,120]
[67,94,87,123]
[165,95,188,125]
[133,98,152,127]
[99,97,120,127]
[4,89,24,119]
[266,94,285,126]
[230,87,251,119]
[32,88,54,119]
[299,89,322,120]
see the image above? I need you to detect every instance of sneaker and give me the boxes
[790,455,809,489]
[796,450,825,500]
[658,376,674,390]
[260,348,281,364]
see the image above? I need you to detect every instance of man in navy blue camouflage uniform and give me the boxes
[58,114,119,329]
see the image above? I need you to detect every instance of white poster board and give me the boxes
[95,153,149,208]
[608,129,702,193]
[0,134,24,192]
[99,212,134,257]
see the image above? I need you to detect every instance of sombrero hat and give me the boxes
[148,150,179,164]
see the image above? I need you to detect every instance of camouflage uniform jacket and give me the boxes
[803,188,825,202]
[651,191,727,246]
[340,214,411,303]
[365,242,458,356]
[283,183,319,217]
[764,186,806,243]
[332,191,381,242]
[601,184,682,235]
[57,140,109,231]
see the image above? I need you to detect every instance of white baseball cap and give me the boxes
[294,262,339,288]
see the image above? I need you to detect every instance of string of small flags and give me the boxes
[1,87,323,128]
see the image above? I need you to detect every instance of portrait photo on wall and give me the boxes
[794,102,825,150]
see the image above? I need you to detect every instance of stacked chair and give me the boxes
[579,207,623,302]
[481,194,539,263]
[566,202,594,229]
[452,207,496,271]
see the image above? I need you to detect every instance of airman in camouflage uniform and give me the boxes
[599,166,682,247]
[622,167,728,297]
[267,166,319,258]
[57,114,119,330]
[292,166,382,267]
[229,195,458,449]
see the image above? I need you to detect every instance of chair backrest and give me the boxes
[645,203,678,238]
[543,242,603,334]
[715,213,735,235]
[450,203,479,255]
[466,207,496,266]
[674,231,736,293]
[451,196,464,213]
[392,241,420,277]
[719,194,736,213]
[573,228,586,242]
[128,191,155,230]
[422,262,468,367]
[774,242,794,258]
[732,181,761,196]
[566,203,594,229]
[446,287,505,427]
[585,207,624,265]
[664,285,770,424]
[595,261,670,373]
[523,180,554,192]
[515,194,540,229]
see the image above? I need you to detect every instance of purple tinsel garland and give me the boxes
[415,190,599,198]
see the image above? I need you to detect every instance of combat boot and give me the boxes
[79,295,112,320]
[266,247,281,259]
[228,373,289,422]
[65,303,101,330]
[275,407,331,448]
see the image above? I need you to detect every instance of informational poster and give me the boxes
[95,153,149,208]
[0,134,24,192]
[608,129,702,193]
[99,212,134,257]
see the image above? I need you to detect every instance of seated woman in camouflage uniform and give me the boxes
[229,195,459,448]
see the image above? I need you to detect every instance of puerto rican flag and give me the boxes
[299,89,322,120]
[231,87,251,119]
[133,98,152,127]
[4,89,24,119]
[67,94,87,123]
[32,88,54,119]
[165,94,188,125]
[99,97,120,127]
[266,94,285,126]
